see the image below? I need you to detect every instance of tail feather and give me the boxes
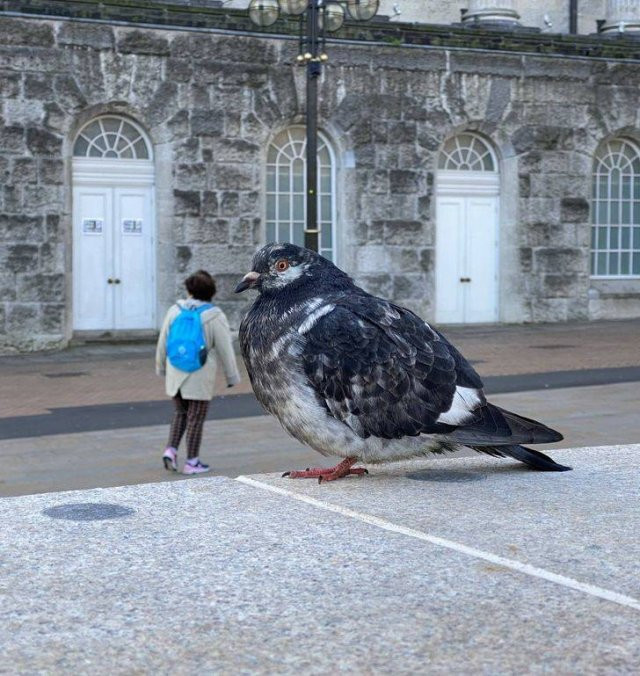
[450,403,563,446]
[473,444,572,472]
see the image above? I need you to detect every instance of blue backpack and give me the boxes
[167,303,213,373]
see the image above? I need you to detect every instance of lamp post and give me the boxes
[248,0,380,251]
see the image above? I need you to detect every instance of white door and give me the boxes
[435,193,498,324]
[73,185,154,330]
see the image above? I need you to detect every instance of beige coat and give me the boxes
[155,299,241,400]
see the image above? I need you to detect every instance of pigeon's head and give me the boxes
[234,243,347,296]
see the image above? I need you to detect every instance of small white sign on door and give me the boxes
[82,218,103,235]
[122,219,143,235]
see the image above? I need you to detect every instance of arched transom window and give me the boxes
[73,116,151,160]
[591,138,640,277]
[266,127,335,261]
[438,133,496,172]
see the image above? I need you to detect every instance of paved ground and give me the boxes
[1,381,638,497]
[1,319,638,417]
[2,445,639,674]
[0,319,638,497]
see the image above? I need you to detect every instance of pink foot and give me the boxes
[282,457,368,483]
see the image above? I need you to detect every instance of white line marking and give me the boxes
[236,476,640,612]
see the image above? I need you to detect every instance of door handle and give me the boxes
[107,278,113,284]
[114,278,121,284]
[460,277,471,283]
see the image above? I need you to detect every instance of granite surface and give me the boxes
[1,445,639,674]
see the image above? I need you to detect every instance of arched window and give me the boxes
[591,138,640,277]
[438,132,496,172]
[73,116,151,160]
[266,127,335,261]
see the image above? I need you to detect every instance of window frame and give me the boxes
[73,116,153,161]
[265,126,337,262]
[590,137,640,280]
[438,132,497,173]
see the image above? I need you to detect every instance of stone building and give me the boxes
[1,0,640,352]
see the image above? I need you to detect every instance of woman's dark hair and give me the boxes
[185,270,216,301]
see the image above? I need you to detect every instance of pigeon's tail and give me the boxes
[472,444,572,472]
[448,403,563,446]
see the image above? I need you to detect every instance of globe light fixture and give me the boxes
[247,0,381,250]
[248,0,279,27]
[320,3,346,32]
[279,0,307,15]
[347,0,379,21]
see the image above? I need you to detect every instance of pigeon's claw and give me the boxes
[284,457,366,482]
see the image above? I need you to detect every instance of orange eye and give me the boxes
[275,259,289,272]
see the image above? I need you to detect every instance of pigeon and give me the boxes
[235,243,570,482]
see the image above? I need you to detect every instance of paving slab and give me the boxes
[245,445,640,599]
[1,445,639,674]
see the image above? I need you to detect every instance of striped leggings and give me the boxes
[168,391,210,459]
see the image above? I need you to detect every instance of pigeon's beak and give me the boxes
[234,271,260,293]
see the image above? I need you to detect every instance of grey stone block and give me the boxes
[561,197,590,223]
[184,217,229,244]
[116,30,170,56]
[17,273,65,302]
[230,218,255,246]
[211,164,255,192]
[526,222,578,248]
[191,110,224,137]
[512,126,570,153]
[22,186,63,211]
[358,273,392,298]
[393,273,426,300]
[5,303,39,333]
[0,17,54,46]
[11,158,38,185]
[144,81,180,126]
[0,126,25,155]
[39,242,65,274]
[26,128,63,156]
[175,245,192,273]
[389,169,420,194]
[44,214,62,242]
[202,191,219,216]
[165,58,192,82]
[57,23,115,50]
[0,215,43,243]
[534,247,586,274]
[382,220,424,245]
[38,159,65,186]
[173,190,201,216]
[175,163,207,191]
[219,192,239,217]
[0,72,20,98]
[419,248,435,273]
[387,247,421,272]
[0,272,16,302]
[54,75,87,112]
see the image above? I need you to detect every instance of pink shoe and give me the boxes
[162,447,178,472]
[182,460,210,475]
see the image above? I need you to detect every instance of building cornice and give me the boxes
[3,0,640,61]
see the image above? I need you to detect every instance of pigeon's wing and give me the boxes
[300,298,485,439]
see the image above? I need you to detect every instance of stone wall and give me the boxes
[1,14,640,351]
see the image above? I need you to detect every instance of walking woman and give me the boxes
[156,270,241,474]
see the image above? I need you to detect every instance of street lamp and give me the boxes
[248,0,381,251]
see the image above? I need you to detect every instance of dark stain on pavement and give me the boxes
[43,502,135,521]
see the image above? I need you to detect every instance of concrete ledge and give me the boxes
[2,445,639,673]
